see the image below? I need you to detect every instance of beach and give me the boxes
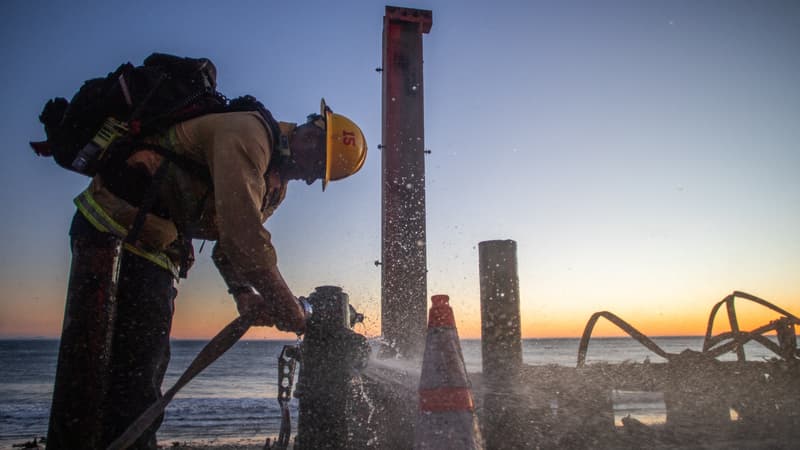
[162,438,274,450]
[0,337,789,449]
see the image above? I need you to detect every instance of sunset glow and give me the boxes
[1,1,798,342]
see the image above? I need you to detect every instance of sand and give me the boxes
[161,436,288,450]
[166,445,264,450]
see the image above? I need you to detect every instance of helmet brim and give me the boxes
[322,98,333,191]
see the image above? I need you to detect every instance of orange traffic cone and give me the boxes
[414,295,484,449]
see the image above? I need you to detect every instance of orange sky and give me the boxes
[2,282,795,342]
[2,1,799,346]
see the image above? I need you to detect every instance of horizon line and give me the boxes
[0,334,740,341]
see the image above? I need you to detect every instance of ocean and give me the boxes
[0,336,783,448]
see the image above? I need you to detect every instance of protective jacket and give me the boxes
[76,111,289,296]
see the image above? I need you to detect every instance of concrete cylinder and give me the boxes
[479,240,524,449]
[479,240,523,381]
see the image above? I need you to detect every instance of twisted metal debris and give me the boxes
[577,291,799,367]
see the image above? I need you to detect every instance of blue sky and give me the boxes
[1,0,798,339]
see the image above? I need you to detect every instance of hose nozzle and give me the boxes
[298,296,313,324]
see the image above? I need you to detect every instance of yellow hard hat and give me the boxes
[318,99,367,191]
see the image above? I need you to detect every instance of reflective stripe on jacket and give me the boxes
[74,188,180,278]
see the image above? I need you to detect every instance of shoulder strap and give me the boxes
[226,95,282,155]
[145,142,212,185]
[124,159,171,246]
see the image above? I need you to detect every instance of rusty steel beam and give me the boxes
[381,6,432,358]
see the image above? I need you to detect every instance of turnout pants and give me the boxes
[47,213,176,450]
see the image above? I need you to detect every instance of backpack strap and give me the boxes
[145,142,212,185]
[121,156,193,279]
[226,96,283,160]
[124,158,171,246]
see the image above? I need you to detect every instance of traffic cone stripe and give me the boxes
[419,386,475,413]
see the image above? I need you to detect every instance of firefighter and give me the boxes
[46,99,367,449]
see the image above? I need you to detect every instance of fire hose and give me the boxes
[107,308,306,450]
[106,315,255,450]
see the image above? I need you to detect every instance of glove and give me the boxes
[232,286,307,333]
[233,287,274,327]
[271,294,307,334]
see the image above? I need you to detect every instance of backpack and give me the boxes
[31,53,226,176]
[31,54,284,278]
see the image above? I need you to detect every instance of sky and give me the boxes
[0,0,798,341]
